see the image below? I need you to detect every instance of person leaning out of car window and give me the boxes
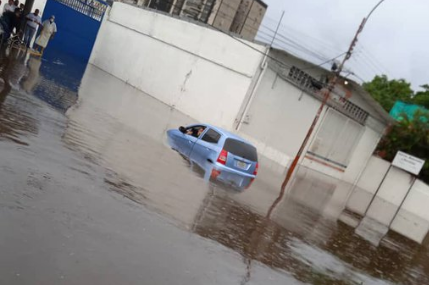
[186,126,205,138]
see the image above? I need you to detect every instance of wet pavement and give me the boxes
[1,47,429,285]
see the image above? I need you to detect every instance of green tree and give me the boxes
[412,84,429,109]
[363,75,414,112]
[376,110,429,182]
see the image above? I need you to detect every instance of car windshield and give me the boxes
[223,138,257,162]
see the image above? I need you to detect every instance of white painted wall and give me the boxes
[237,68,327,169]
[90,3,266,129]
[390,180,429,243]
[344,155,429,244]
[345,157,390,215]
[270,49,389,127]
[399,180,429,221]
[32,0,48,14]
[300,156,344,180]
[366,167,413,225]
[342,127,382,184]
[356,156,391,195]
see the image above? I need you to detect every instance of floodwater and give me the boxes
[1,47,429,285]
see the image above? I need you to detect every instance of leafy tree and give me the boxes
[412,84,429,109]
[363,75,414,112]
[376,110,429,182]
[364,75,429,182]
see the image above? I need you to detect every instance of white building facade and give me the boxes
[89,3,393,185]
[235,49,393,184]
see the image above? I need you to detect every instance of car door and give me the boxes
[190,128,222,166]
[173,125,205,157]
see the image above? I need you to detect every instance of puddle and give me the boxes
[0,47,428,285]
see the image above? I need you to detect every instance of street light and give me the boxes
[267,0,387,219]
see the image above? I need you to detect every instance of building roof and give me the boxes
[347,80,395,124]
[255,0,268,9]
[267,47,395,125]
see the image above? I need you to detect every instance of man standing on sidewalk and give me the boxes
[3,0,16,14]
[34,15,57,54]
[24,9,42,48]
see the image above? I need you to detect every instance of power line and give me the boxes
[356,43,392,77]
[259,26,332,63]
[150,0,338,72]
[141,0,353,79]
[347,57,374,81]
[302,51,348,71]
[277,25,343,55]
[261,17,345,55]
[260,26,328,60]
[256,29,276,40]
[141,0,294,70]
[352,47,387,77]
[260,13,390,81]
[350,73,366,83]
[258,25,352,73]
[354,52,383,76]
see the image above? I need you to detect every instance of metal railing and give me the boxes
[56,0,108,21]
[287,66,369,124]
[270,61,369,124]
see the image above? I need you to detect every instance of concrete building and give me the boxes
[90,2,392,185]
[229,0,267,40]
[87,3,429,245]
[136,0,267,41]
[235,48,394,184]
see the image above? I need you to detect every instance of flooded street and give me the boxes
[1,48,429,285]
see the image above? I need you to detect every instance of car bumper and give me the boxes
[212,162,256,178]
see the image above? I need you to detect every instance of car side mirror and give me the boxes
[179,126,186,134]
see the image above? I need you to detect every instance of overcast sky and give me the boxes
[257,0,428,91]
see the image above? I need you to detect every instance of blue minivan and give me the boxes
[167,124,258,188]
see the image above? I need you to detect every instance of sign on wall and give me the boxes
[392,151,425,176]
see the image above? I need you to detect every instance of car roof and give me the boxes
[196,124,254,146]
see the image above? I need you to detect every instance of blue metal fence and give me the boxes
[55,0,108,21]
[42,0,108,60]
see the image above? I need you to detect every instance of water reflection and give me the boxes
[64,64,429,285]
[0,47,38,145]
[340,180,429,247]
[0,46,86,145]
[65,64,209,226]
[0,48,428,284]
[21,57,42,93]
[32,48,86,112]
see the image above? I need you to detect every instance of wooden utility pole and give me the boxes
[268,0,386,219]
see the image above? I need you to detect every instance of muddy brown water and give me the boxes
[0,47,428,285]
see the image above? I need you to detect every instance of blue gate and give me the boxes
[41,0,108,61]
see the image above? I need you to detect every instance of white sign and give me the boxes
[392,151,425,176]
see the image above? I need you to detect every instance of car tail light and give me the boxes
[210,169,221,179]
[253,163,259,175]
[217,149,228,165]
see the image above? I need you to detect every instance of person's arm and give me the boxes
[14,17,20,34]
[51,23,57,39]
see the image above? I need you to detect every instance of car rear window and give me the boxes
[223,139,257,162]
